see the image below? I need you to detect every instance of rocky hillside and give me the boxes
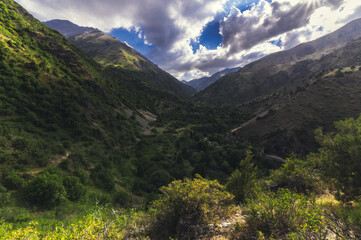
[230,37,361,156]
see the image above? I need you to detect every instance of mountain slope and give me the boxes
[186,67,241,92]
[0,0,163,166]
[230,37,361,156]
[196,18,361,106]
[44,20,196,97]
[0,0,251,209]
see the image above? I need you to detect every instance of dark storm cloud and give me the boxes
[220,0,345,55]
[17,0,223,51]
[136,2,180,50]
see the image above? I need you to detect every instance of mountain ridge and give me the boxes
[196,18,361,106]
[186,67,241,92]
[44,19,96,38]
[44,20,196,97]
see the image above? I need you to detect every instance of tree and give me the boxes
[62,176,86,201]
[313,115,361,202]
[226,150,259,202]
[24,173,66,209]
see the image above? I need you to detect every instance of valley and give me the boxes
[1,0,361,239]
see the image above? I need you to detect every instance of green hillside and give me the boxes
[1,1,361,239]
[0,0,252,212]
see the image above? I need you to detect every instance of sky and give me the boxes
[15,0,361,81]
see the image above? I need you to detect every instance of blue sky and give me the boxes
[109,27,154,55]
[17,0,361,80]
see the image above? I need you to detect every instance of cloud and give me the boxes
[16,0,226,51]
[15,0,361,81]
[220,0,345,55]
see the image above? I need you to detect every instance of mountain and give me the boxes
[196,18,361,106]
[43,19,96,38]
[195,18,361,155]
[44,20,196,97]
[225,27,361,156]
[186,67,241,92]
[0,0,250,211]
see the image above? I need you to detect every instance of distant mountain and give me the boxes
[186,67,241,92]
[44,20,196,97]
[196,18,361,106]
[44,19,96,38]
[222,22,361,156]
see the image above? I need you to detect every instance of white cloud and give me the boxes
[15,0,361,81]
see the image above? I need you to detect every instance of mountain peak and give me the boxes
[44,19,97,38]
[186,67,241,92]
[45,19,196,97]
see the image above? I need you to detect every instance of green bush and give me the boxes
[226,150,259,203]
[0,183,9,207]
[269,156,323,194]
[0,183,6,193]
[313,116,361,202]
[150,175,234,239]
[0,207,31,223]
[59,159,71,171]
[24,172,66,209]
[239,189,326,240]
[11,138,28,151]
[88,191,111,205]
[73,168,89,185]
[2,172,25,190]
[338,203,361,238]
[90,166,115,192]
[62,176,86,201]
[113,189,130,206]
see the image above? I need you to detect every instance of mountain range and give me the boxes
[196,18,361,156]
[185,67,241,92]
[0,0,248,208]
[44,19,196,97]
[197,18,361,105]
[2,0,361,238]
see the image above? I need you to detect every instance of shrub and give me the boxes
[0,183,6,193]
[0,183,9,207]
[313,116,361,202]
[239,189,326,239]
[337,203,361,238]
[113,189,131,206]
[88,191,111,205]
[269,156,323,194]
[0,207,31,223]
[11,138,28,151]
[226,150,259,203]
[149,169,172,188]
[24,172,66,209]
[90,166,115,192]
[73,168,89,185]
[2,172,25,190]
[150,175,234,239]
[62,176,86,201]
[59,159,71,171]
